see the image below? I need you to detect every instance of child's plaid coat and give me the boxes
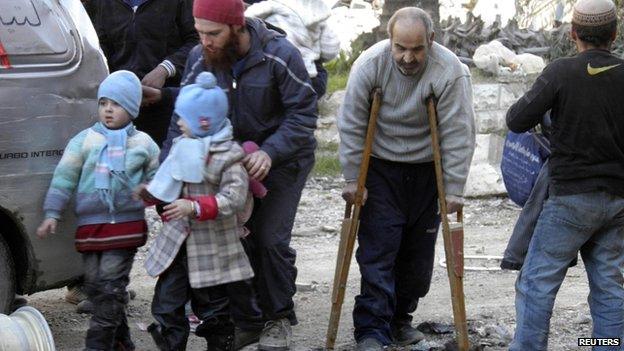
[145,141,254,288]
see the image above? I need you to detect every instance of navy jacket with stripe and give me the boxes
[160,18,318,166]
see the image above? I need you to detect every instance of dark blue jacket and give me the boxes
[160,18,318,166]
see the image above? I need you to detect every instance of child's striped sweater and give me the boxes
[43,125,160,251]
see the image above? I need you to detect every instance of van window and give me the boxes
[0,0,79,73]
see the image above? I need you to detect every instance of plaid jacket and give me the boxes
[144,141,254,288]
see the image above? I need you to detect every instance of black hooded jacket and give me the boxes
[84,0,198,86]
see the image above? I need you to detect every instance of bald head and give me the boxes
[571,0,617,48]
[387,7,435,76]
[387,7,434,41]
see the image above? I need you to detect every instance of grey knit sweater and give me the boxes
[337,40,476,196]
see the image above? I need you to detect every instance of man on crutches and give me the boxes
[336,7,475,350]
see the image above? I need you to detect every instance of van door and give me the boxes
[0,0,107,298]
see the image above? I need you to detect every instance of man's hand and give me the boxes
[36,218,58,239]
[142,85,163,106]
[162,199,195,220]
[341,181,368,205]
[141,66,168,89]
[446,195,463,214]
[244,150,272,181]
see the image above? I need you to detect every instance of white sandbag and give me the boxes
[473,40,517,75]
[513,53,546,75]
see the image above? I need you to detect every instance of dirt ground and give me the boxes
[26,176,595,351]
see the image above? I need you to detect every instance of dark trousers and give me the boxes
[235,155,315,329]
[82,249,136,351]
[311,60,328,99]
[151,247,260,350]
[353,158,440,344]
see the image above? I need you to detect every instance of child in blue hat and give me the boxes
[138,72,262,350]
[36,70,160,351]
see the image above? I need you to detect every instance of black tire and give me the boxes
[0,235,15,314]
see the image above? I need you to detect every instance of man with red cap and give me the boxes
[142,0,318,350]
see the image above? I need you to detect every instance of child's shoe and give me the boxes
[196,320,235,351]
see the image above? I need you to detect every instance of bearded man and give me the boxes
[142,0,317,350]
[337,7,475,350]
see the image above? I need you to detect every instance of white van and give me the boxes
[0,0,108,313]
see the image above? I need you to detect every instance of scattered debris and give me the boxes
[322,225,338,233]
[417,321,455,335]
[440,255,504,272]
[439,15,573,63]
[411,339,446,351]
[296,281,319,293]
[574,315,591,325]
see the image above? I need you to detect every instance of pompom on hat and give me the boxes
[193,0,245,26]
[174,72,229,138]
[572,0,617,26]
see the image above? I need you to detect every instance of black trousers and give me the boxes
[235,155,315,329]
[151,247,260,350]
[134,100,174,147]
[353,158,440,344]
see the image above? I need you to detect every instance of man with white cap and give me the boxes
[506,0,624,349]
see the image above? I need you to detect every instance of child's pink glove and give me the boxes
[242,141,268,198]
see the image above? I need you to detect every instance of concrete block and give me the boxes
[499,83,527,109]
[475,110,507,134]
[318,90,345,118]
[464,134,507,197]
[472,84,500,111]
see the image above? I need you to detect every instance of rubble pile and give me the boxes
[439,15,574,63]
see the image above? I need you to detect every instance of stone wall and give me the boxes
[465,81,530,197]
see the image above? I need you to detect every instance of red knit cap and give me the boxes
[193,0,245,26]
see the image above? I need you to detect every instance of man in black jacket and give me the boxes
[83,0,198,145]
[506,0,624,349]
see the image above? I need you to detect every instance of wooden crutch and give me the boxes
[325,88,382,350]
[426,92,470,350]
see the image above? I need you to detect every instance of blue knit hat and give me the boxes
[97,70,142,119]
[174,72,228,138]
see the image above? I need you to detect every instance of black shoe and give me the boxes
[113,340,135,351]
[147,323,170,351]
[76,299,95,314]
[114,322,135,351]
[233,327,261,350]
[355,338,384,351]
[207,333,235,351]
[85,328,116,351]
[391,324,425,346]
[196,320,235,351]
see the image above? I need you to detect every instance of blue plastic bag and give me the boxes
[501,131,550,206]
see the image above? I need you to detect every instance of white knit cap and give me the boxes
[573,0,617,26]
